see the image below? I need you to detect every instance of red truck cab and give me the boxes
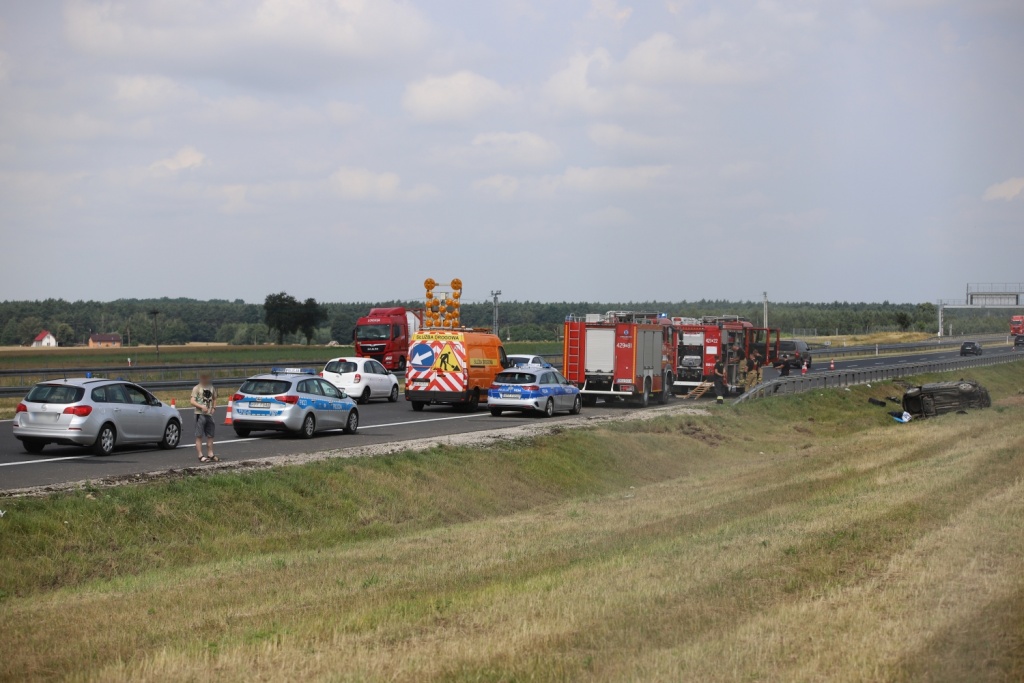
[353,307,424,371]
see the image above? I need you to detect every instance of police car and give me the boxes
[487,365,582,418]
[229,369,359,438]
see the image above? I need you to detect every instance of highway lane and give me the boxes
[2,345,1018,492]
[0,400,631,491]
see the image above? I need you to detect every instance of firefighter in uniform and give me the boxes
[745,350,763,393]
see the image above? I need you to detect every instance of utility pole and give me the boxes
[148,309,161,362]
[490,290,501,336]
[763,291,768,329]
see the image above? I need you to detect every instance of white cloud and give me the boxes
[403,70,516,122]
[620,33,748,84]
[326,101,364,125]
[587,123,679,154]
[542,50,614,115]
[470,131,560,166]
[150,146,205,173]
[0,50,10,84]
[64,0,432,85]
[331,166,436,201]
[114,75,196,109]
[473,174,520,199]
[474,164,670,199]
[983,177,1024,201]
[556,164,671,192]
[589,0,633,25]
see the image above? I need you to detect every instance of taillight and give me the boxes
[63,405,93,417]
[354,373,361,383]
[319,372,324,377]
[522,385,540,391]
[231,393,244,402]
[16,403,27,413]
[275,395,299,405]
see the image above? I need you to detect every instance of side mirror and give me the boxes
[340,391,348,399]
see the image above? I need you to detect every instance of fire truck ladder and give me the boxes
[686,381,715,400]
[565,323,582,379]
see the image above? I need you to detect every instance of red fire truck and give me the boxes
[671,316,780,395]
[1011,315,1024,336]
[352,307,424,371]
[563,311,677,407]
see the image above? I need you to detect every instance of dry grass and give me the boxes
[2,365,1023,681]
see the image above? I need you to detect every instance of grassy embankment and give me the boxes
[2,362,1023,681]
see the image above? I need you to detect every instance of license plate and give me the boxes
[500,393,519,399]
[412,379,428,385]
[250,402,270,409]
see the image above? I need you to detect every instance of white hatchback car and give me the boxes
[321,357,399,404]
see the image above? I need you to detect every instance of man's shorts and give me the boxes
[195,414,216,439]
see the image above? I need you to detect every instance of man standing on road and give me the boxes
[190,373,219,463]
[745,350,763,393]
[713,356,728,404]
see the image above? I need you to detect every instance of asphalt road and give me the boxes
[2,345,1017,492]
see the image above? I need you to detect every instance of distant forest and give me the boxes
[0,298,1014,346]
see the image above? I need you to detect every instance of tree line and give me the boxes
[0,296,1014,347]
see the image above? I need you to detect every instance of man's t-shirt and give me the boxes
[714,359,725,380]
[191,384,218,415]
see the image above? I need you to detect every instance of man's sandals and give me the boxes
[199,455,220,463]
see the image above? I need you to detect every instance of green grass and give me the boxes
[2,360,1022,681]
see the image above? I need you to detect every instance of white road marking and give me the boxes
[0,414,489,468]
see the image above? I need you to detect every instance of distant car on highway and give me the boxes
[507,354,549,368]
[321,357,399,404]
[1013,335,1024,350]
[959,341,983,356]
[13,379,181,455]
[487,366,582,417]
[778,340,812,368]
[230,369,358,439]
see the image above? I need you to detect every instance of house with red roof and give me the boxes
[31,330,57,348]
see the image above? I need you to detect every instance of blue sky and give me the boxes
[0,0,1021,304]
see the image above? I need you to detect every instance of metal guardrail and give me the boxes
[734,350,1024,404]
[806,333,1010,359]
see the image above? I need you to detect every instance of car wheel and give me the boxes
[388,385,399,403]
[343,409,359,435]
[541,398,555,418]
[412,401,425,412]
[397,357,407,371]
[234,428,251,438]
[22,439,45,454]
[158,419,181,449]
[299,413,316,439]
[359,388,371,405]
[93,424,116,456]
[463,389,480,413]
[490,408,503,417]
[570,395,582,415]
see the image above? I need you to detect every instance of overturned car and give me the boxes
[902,380,991,419]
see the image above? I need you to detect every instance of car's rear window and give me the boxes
[239,380,292,396]
[26,384,85,404]
[325,361,358,374]
[494,372,538,385]
[779,341,796,351]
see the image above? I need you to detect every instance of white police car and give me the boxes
[487,365,582,418]
[229,368,358,438]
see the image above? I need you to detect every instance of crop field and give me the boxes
[1,362,1022,681]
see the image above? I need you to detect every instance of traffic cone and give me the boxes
[223,400,233,426]
[829,359,835,371]
[801,361,808,375]
[170,398,176,408]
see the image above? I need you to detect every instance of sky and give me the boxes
[0,0,1022,305]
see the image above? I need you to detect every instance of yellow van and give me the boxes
[404,329,510,411]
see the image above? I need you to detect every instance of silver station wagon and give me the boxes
[13,378,182,455]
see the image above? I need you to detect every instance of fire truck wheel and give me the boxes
[636,380,650,408]
[657,376,671,405]
[570,395,582,415]
[582,395,597,407]
[541,398,555,418]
